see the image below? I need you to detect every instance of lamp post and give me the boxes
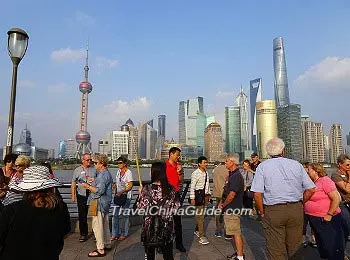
[5,28,29,155]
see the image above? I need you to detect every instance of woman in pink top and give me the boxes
[304,163,344,260]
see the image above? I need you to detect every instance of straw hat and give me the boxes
[9,165,61,192]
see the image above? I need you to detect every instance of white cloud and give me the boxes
[48,83,66,93]
[215,90,235,98]
[18,80,36,89]
[294,56,350,91]
[96,56,120,73]
[51,47,84,63]
[75,10,95,26]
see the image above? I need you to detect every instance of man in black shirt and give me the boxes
[219,153,245,260]
[250,153,261,172]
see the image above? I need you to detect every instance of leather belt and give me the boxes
[265,201,302,207]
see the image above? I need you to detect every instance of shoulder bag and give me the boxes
[114,171,127,206]
[194,171,208,206]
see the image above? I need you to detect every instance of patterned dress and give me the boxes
[137,183,180,242]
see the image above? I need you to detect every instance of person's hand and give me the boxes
[87,177,94,184]
[177,164,183,174]
[115,191,123,197]
[82,182,89,189]
[324,214,332,222]
[191,199,195,206]
[71,195,76,202]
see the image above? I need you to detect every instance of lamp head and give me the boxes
[7,28,29,63]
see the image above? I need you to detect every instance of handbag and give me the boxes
[89,199,98,216]
[114,193,127,206]
[194,171,208,206]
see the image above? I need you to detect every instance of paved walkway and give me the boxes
[60,216,349,260]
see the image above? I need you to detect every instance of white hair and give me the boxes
[227,153,240,164]
[265,137,285,156]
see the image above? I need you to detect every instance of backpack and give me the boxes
[140,184,172,247]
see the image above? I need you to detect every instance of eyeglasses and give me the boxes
[15,164,23,167]
[345,164,350,167]
[93,161,99,165]
[84,159,92,161]
[117,162,123,164]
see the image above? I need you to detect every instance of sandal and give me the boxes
[110,236,119,241]
[118,236,127,241]
[88,249,106,257]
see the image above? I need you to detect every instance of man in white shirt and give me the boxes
[190,156,211,245]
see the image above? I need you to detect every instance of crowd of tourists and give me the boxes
[1,137,350,259]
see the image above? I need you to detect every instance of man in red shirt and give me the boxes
[166,147,186,252]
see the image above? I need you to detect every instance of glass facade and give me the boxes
[158,115,166,137]
[273,37,290,107]
[236,87,249,152]
[225,106,241,154]
[250,78,262,153]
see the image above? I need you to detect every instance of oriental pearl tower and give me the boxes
[75,45,92,159]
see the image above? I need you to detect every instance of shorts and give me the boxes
[224,213,241,235]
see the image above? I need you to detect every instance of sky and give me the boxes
[0,1,350,152]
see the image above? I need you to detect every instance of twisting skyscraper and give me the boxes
[75,45,92,158]
[236,86,249,151]
[273,37,290,107]
[250,78,262,152]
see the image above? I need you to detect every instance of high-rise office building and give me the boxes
[204,122,224,162]
[330,124,343,164]
[301,116,325,163]
[158,115,166,138]
[58,141,66,159]
[196,113,216,149]
[324,134,330,163]
[250,78,262,152]
[236,86,249,152]
[111,130,129,161]
[19,124,33,146]
[178,97,204,145]
[225,106,241,154]
[138,120,157,159]
[256,100,278,159]
[125,119,138,160]
[273,36,290,108]
[65,139,76,159]
[277,104,302,161]
[346,132,350,156]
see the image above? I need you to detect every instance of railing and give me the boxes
[58,178,214,218]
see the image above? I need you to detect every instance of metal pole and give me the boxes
[6,58,20,155]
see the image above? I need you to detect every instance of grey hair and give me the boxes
[15,155,31,168]
[265,137,285,156]
[337,154,350,165]
[227,153,240,164]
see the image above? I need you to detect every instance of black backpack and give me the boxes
[141,185,172,247]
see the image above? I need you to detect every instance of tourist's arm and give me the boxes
[177,164,184,183]
[70,181,77,202]
[334,181,350,194]
[219,191,235,209]
[325,190,341,219]
[254,192,264,216]
[190,171,198,206]
[303,188,315,203]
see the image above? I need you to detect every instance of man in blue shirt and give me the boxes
[251,137,315,260]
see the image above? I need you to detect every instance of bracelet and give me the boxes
[327,212,334,216]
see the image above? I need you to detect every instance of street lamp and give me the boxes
[6,28,29,155]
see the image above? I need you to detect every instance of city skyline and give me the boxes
[0,1,349,151]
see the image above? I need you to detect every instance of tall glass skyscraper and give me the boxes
[236,86,249,152]
[250,78,262,152]
[19,125,33,146]
[277,104,302,161]
[273,36,290,107]
[225,106,241,154]
[178,97,204,145]
[158,115,166,137]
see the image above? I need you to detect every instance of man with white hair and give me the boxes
[251,137,315,260]
[218,153,245,260]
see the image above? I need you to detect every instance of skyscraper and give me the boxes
[330,124,343,164]
[196,112,216,149]
[273,36,290,107]
[125,119,138,160]
[138,120,157,159]
[19,124,33,146]
[111,130,129,161]
[277,104,302,161]
[75,45,92,158]
[250,78,262,152]
[158,115,166,138]
[301,117,325,163]
[236,86,249,152]
[256,100,278,159]
[178,97,204,145]
[225,106,241,154]
[204,122,224,162]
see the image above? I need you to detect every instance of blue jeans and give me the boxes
[112,198,131,237]
[340,204,350,243]
[307,213,344,260]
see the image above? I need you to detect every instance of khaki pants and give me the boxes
[92,211,111,250]
[262,202,303,260]
[215,197,224,233]
[195,196,210,237]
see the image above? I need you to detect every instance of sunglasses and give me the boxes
[15,164,23,167]
[117,162,124,164]
[93,161,99,165]
[84,159,92,161]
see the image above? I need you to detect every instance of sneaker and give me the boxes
[227,252,237,259]
[198,236,210,245]
[194,231,200,238]
[233,256,246,260]
[224,235,232,240]
[145,253,148,260]
[347,235,350,241]
[79,235,88,242]
[215,231,223,238]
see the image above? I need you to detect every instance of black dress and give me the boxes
[0,199,71,260]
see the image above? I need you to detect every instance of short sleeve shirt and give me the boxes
[115,169,133,199]
[222,168,244,212]
[331,170,350,202]
[72,166,97,196]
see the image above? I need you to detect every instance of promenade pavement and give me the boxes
[60,215,350,260]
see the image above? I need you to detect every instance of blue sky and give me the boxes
[0,1,350,151]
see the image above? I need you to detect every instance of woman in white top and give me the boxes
[111,157,133,241]
[241,159,254,209]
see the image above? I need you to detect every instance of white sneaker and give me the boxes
[194,231,200,238]
[199,236,210,245]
